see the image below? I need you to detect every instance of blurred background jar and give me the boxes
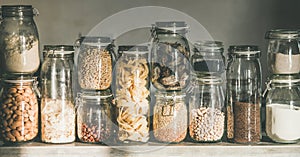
[0,5,40,78]
[226,45,262,144]
[150,21,191,91]
[40,45,75,143]
[0,78,39,144]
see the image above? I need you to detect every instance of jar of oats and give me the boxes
[76,36,115,91]
[0,5,40,77]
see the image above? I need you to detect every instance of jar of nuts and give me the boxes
[0,78,39,144]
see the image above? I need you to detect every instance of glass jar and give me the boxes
[0,78,39,144]
[76,36,115,91]
[265,29,300,74]
[40,45,75,143]
[226,45,262,144]
[76,92,113,144]
[0,5,40,77]
[151,21,191,91]
[153,91,187,143]
[115,45,150,143]
[264,75,300,143]
[189,76,225,142]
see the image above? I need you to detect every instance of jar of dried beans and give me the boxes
[151,21,191,91]
[115,45,150,144]
[153,91,188,143]
[76,91,113,144]
[189,76,225,142]
[0,78,39,144]
[0,5,40,78]
[226,45,262,144]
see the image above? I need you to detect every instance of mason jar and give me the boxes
[265,29,300,74]
[40,45,75,143]
[0,5,40,77]
[151,21,191,91]
[0,78,39,144]
[264,75,300,143]
[226,45,262,144]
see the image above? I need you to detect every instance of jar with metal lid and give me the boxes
[0,78,39,144]
[226,45,262,144]
[76,36,115,91]
[40,45,75,143]
[153,91,187,143]
[151,21,191,91]
[265,29,300,74]
[189,76,225,142]
[115,45,150,143]
[76,91,113,144]
[0,5,40,77]
[264,75,300,143]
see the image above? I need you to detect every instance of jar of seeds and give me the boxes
[0,5,40,77]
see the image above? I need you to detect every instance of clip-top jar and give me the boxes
[0,5,40,78]
[226,45,262,144]
[0,78,39,144]
[151,21,191,91]
[265,29,300,74]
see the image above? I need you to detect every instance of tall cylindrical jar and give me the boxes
[40,45,75,143]
[151,21,191,91]
[0,5,40,77]
[226,45,262,144]
[265,29,300,75]
[115,45,150,143]
[264,75,300,143]
[0,78,39,144]
[189,76,225,142]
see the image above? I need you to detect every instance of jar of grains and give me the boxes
[153,91,188,143]
[115,45,150,143]
[76,91,113,144]
[0,5,40,77]
[264,75,300,143]
[265,29,300,74]
[189,76,225,142]
[226,45,262,144]
[76,36,115,91]
[0,78,39,144]
[150,21,191,91]
[40,45,75,143]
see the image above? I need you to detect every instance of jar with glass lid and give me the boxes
[115,45,150,143]
[265,29,300,74]
[264,75,300,143]
[226,45,262,144]
[0,78,39,144]
[151,21,191,91]
[0,5,40,77]
[40,45,75,143]
[76,91,113,144]
[189,76,225,142]
[76,36,115,91]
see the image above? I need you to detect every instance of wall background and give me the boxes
[1,0,300,86]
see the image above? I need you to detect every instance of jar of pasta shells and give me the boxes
[153,91,188,143]
[0,78,39,144]
[76,36,115,91]
[151,21,191,91]
[115,45,150,143]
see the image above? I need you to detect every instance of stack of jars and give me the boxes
[0,5,40,144]
[264,29,300,143]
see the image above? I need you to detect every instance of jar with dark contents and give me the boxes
[151,21,191,91]
[76,92,113,144]
[226,45,262,144]
[0,78,39,144]
[153,91,187,143]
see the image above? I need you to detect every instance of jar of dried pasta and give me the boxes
[153,91,188,143]
[115,45,150,143]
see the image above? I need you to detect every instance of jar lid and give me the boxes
[265,29,299,39]
[3,78,35,84]
[228,45,260,55]
[45,45,74,58]
[118,45,149,55]
[79,36,112,47]
[153,21,188,34]
[196,76,223,85]
[1,5,36,17]
[194,41,224,53]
